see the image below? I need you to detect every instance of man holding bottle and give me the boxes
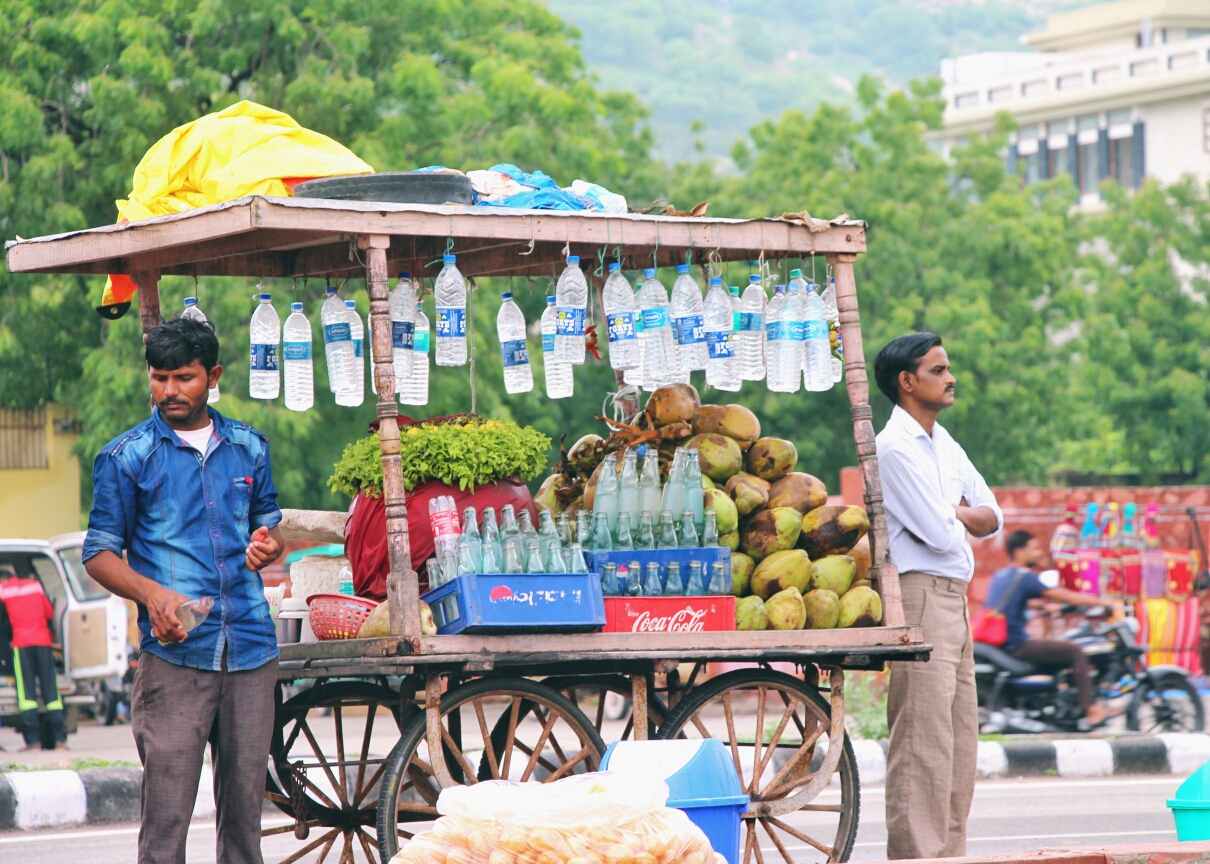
[82,317,285,864]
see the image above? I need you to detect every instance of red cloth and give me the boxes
[345,477,535,601]
[0,577,55,648]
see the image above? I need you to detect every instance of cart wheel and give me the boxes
[376,677,607,860]
[657,668,860,864]
[542,675,668,740]
[264,680,410,864]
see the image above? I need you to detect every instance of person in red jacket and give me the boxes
[0,564,65,750]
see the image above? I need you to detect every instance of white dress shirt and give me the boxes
[875,405,1002,582]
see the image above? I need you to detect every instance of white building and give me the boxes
[937,0,1210,205]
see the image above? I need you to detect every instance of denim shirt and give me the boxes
[82,407,282,671]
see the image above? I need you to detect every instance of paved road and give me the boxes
[0,775,1182,863]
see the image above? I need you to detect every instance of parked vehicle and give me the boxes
[0,533,130,737]
[975,606,1204,734]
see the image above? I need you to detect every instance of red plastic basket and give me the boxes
[307,593,378,640]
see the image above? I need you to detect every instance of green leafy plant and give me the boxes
[329,418,551,498]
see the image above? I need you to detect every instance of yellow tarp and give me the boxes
[100,100,373,315]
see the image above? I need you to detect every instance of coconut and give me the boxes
[810,555,856,595]
[726,472,772,516]
[704,488,739,535]
[803,589,841,629]
[745,438,798,482]
[730,552,756,596]
[691,404,727,436]
[740,507,803,561]
[687,433,743,483]
[849,535,872,583]
[720,530,740,551]
[693,403,761,450]
[646,384,700,427]
[768,472,829,514]
[751,549,812,599]
[798,505,871,558]
[568,433,603,475]
[838,586,882,628]
[735,596,769,631]
[534,473,569,514]
[765,587,807,630]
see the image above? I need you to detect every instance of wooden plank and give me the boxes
[133,271,162,337]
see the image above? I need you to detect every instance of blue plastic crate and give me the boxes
[584,547,731,593]
[421,572,606,635]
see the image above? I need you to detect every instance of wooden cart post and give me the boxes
[132,271,162,338]
[361,235,421,644]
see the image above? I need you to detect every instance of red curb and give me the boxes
[876,842,1210,864]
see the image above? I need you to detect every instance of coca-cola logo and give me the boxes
[631,607,709,633]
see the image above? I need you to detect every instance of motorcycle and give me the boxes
[975,607,1205,734]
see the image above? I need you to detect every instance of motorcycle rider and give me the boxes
[984,530,1109,727]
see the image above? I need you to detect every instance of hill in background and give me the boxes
[546,0,1087,164]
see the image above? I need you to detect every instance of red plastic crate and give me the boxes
[603,595,736,633]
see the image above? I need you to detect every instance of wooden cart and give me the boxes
[6,197,928,864]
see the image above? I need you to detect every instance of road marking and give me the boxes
[0,819,293,844]
[849,830,1176,849]
[813,776,1180,799]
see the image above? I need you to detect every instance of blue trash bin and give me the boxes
[601,739,750,864]
[1168,758,1210,840]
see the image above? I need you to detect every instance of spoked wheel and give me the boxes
[265,680,409,864]
[543,674,668,740]
[1128,671,1206,733]
[658,668,860,864]
[376,677,607,861]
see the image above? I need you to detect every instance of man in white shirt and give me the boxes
[875,332,1002,860]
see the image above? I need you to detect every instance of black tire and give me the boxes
[293,172,474,205]
[658,668,861,863]
[1127,672,1206,733]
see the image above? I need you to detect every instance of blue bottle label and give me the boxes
[706,330,734,359]
[641,307,669,330]
[500,339,530,368]
[732,311,741,332]
[803,319,828,340]
[740,311,763,332]
[542,333,556,354]
[414,329,430,353]
[323,322,351,343]
[606,311,637,343]
[555,306,585,337]
[250,343,279,371]
[353,337,364,359]
[282,342,311,361]
[634,313,645,334]
[436,307,466,338]
[674,314,705,345]
[765,321,792,341]
[788,320,805,341]
[392,320,415,349]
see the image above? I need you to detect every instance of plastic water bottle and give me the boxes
[249,293,280,400]
[389,272,416,383]
[740,274,767,381]
[671,263,707,372]
[554,255,588,364]
[638,268,679,390]
[619,449,641,530]
[338,300,365,407]
[602,263,640,371]
[181,298,220,403]
[540,295,574,399]
[704,277,740,391]
[321,287,354,396]
[338,565,355,596]
[428,496,462,560]
[497,292,533,394]
[797,272,832,392]
[821,276,843,383]
[638,445,661,518]
[400,308,429,405]
[766,286,800,393]
[784,279,806,393]
[434,254,467,366]
[282,302,314,412]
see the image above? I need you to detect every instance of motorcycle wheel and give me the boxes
[1127,672,1205,733]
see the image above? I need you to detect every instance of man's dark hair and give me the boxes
[1006,529,1033,558]
[873,332,943,404]
[145,317,219,372]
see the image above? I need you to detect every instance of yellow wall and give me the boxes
[0,405,81,539]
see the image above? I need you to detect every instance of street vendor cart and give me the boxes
[6,197,929,864]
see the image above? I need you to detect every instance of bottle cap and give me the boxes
[637,444,647,456]
[546,295,556,303]
[443,254,456,264]
[291,302,303,311]
[259,292,272,301]
[749,274,761,282]
[184,297,197,306]
[567,255,580,264]
[345,300,356,308]
[710,277,722,285]
[676,263,690,273]
[730,285,739,294]
[643,268,656,278]
[501,291,513,300]
[790,268,803,278]
[609,262,621,271]
[399,271,411,280]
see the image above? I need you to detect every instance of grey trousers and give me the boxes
[885,572,978,860]
[132,651,278,864]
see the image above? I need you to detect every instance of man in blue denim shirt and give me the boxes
[83,317,284,864]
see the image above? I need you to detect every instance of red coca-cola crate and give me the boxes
[602,595,736,634]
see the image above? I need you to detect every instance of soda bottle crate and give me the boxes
[583,547,731,592]
[421,572,606,635]
[603,595,736,633]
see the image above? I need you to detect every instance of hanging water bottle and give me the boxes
[671,263,708,372]
[704,277,740,391]
[740,273,767,381]
[434,254,467,366]
[497,292,533,394]
[321,287,355,396]
[638,268,679,390]
[554,255,588,364]
[249,293,280,400]
[624,276,646,388]
[541,295,574,399]
[821,275,843,383]
[400,307,430,405]
[389,272,416,383]
[338,299,365,407]
[282,302,314,412]
[765,286,797,393]
[181,298,220,403]
[796,271,832,391]
[783,277,806,394]
[602,262,640,371]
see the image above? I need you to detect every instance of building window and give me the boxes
[954,92,978,108]
[1048,145,1069,178]
[1024,151,1046,184]
[0,409,48,470]
[1109,137,1134,187]
[1079,143,1101,192]
[1204,109,1210,153]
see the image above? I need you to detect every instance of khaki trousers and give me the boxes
[885,572,978,860]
